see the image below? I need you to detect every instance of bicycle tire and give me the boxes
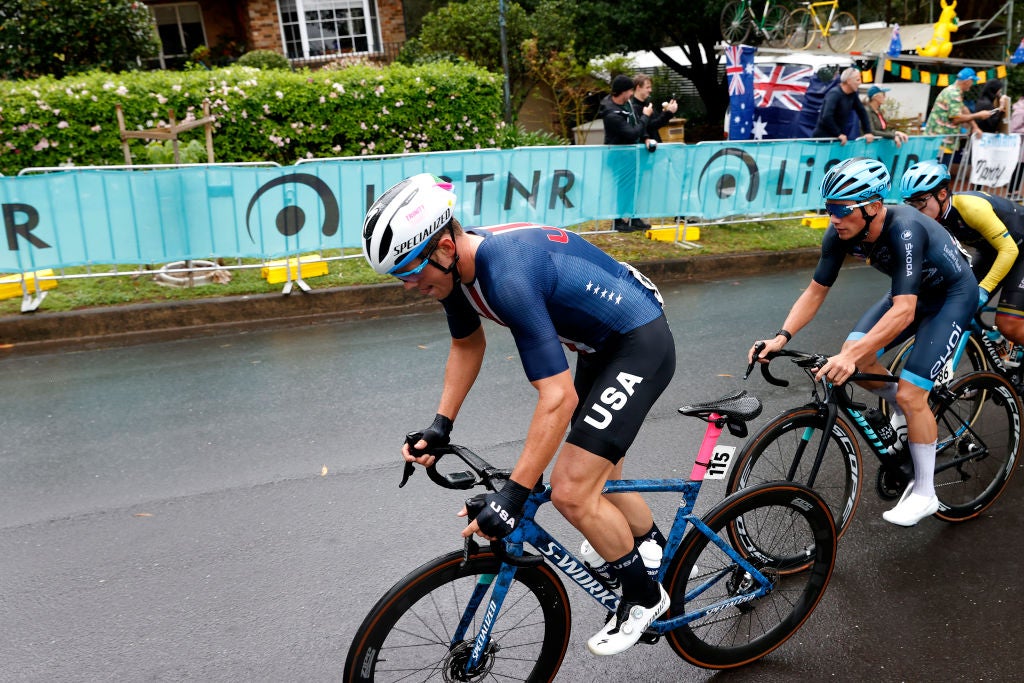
[727,407,862,541]
[663,482,836,669]
[825,11,858,53]
[345,550,571,682]
[931,371,1022,522]
[882,335,988,415]
[764,5,789,47]
[720,0,752,44]
[785,8,816,50]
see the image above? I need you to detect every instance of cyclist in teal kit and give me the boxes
[361,173,675,656]
[750,158,977,527]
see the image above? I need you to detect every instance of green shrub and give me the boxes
[236,50,292,71]
[0,0,158,80]
[142,139,209,165]
[0,62,505,174]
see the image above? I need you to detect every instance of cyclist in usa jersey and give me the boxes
[749,158,977,528]
[361,174,674,656]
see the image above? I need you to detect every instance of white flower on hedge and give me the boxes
[172,84,182,92]
[319,96,326,104]
[381,107,389,115]
[332,83,345,93]
[33,138,50,151]
[360,122,367,130]
[263,104,271,114]
[374,85,385,96]
[275,91,284,99]
[57,121,69,129]
[91,125,102,132]
[116,86,128,96]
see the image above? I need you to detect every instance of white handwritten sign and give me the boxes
[970,133,1022,188]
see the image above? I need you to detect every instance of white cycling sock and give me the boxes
[909,440,937,497]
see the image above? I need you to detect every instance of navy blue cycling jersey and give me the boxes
[813,204,974,300]
[440,223,664,381]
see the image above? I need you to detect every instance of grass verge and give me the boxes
[0,218,824,316]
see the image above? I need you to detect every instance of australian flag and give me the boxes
[726,44,756,140]
[750,63,815,139]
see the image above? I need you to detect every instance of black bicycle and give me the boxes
[346,391,837,680]
[720,0,789,46]
[727,347,1022,539]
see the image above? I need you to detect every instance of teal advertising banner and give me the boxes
[0,136,941,272]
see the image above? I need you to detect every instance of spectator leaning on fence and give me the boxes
[813,68,876,145]
[598,74,654,232]
[865,85,909,148]
[924,68,994,166]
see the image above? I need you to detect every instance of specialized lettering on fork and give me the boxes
[470,600,499,663]
[583,372,644,429]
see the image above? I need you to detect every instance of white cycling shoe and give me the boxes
[882,483,939,527]
[587,585,669,656]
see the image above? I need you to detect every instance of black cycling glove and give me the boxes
[466,480,531,539]
[408,413,453,455]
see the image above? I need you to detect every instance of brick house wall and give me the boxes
[147,0,404,60]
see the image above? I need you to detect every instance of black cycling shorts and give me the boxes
[566,315,676,464]
[993,256,1024,317]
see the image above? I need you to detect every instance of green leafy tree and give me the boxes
[0,0,158,80]
[574,1,728,125]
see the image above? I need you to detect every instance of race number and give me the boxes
[704,445,735,480]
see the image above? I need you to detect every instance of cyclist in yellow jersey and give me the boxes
[900,161,1024,347]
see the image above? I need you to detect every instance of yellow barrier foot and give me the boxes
[645,225,701,243]
[801,214,830,229]
[261,255,329,285]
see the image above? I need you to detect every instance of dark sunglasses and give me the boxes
[903,194,933,210]
[824,199,874,218]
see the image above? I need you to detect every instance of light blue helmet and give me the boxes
[900,161,951,198]
[820,157,891,202]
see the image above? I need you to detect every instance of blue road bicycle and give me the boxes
[345,391,837,681]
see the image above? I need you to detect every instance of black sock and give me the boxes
[634,522,667,550]
[610,549,661,607]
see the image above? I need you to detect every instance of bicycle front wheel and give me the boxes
[345,550,571,682]
[720,0,752,44]
[785,8,816,50]
[663,482,837,669]
[931,371,1022,522]
[727,407,862,540]
[826,11,858,52]
[764,5,790,47]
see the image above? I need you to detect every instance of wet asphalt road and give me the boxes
[2,264,1022,682]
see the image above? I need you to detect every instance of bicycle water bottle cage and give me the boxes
[677,390,763,437]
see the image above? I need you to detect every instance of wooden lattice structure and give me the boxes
[116,101,215,165]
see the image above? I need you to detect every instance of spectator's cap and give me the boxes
[611,75,635,96]
[956,68,977,82]
[867,86,890,99]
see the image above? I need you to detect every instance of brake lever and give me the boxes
[745,341,767,380]
[399,432,424,488]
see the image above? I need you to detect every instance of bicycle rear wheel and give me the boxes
[727,407,862,540]
[345,550,571,682]
[785,8,816,50]
[663,482,836,669]
[826,11,858,52]
[930,371,1022,522]
[764,5,789,47]
[720,1,752,44]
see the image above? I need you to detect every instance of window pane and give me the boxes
[157,24,184,55]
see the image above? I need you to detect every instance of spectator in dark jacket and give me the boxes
[598,75,654,231]
[813,68,876,145]
[630,73,677,144]
[976,79,1009,134]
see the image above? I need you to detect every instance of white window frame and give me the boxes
[276,0,382,61]
[151,2,208,65]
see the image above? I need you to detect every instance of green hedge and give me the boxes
[0,62,505,175]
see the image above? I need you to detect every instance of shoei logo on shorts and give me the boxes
[583,372,643,429]
[930,321,963,378]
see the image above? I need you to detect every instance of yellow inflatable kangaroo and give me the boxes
[916,0,958,58]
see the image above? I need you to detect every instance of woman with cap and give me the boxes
[865,85,909,148]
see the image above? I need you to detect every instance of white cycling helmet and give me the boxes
[362,173,456,275]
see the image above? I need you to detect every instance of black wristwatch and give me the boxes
[775,329,792,342]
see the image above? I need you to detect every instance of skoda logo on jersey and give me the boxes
[901,230,913,240]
